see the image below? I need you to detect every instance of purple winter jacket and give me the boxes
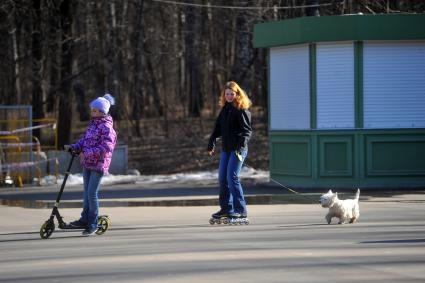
[70,115,117,174]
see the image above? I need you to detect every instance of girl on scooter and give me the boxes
[64,94,117,236]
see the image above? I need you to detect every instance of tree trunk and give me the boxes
[31,0,44,139]
[186,6,202,117]
[73,81,89,121]
[46,2,60,113]
[57,0,74,148]
[178,8,187,117]
[132,0,145,136]
[231,6,252,89]
[11,24,21,104]
[145,56,163,116]
[306,0,320,17]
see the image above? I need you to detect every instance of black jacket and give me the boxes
[207,102,252,152]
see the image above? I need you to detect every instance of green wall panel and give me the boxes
[271,137,311,176]
[366,135,425,176]
[270,130,425,189]
[319,136,353,177]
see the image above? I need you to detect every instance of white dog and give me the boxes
[319,189,360,224]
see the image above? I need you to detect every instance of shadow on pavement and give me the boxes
[360,238,425,244]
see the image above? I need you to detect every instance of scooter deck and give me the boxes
[59,215,110,230]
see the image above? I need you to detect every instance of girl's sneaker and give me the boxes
[82,226,98,236]
[69,220,86,228]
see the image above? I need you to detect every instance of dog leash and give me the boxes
[207,150,321,204]
[243,162,317,204]
[269,177,318,204]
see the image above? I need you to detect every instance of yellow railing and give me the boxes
[0,118,58,150]
[0,118,59,187]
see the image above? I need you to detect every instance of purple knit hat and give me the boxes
[90,94,115,114]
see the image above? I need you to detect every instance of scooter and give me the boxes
[39,151,110,239]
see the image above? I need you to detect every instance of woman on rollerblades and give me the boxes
[207,81,252,225]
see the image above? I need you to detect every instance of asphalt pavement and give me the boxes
[1,178,425,282]
[1,195,425,282]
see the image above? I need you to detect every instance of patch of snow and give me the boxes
[39,166,269,187]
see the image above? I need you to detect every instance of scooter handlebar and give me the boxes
[64,146,80,157]
[68,149,80,157]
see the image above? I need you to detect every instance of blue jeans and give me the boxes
[80,168,103,230]
[218,150,248,215]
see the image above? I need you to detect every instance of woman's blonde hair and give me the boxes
[219,81,252,110]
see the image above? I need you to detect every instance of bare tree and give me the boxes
[1,0,424,169]
[32,0,44,139]
[57,0,75,147]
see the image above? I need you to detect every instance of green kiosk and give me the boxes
[253,14,425,189]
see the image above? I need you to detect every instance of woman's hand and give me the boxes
[208,150,214,156]
[235,150,242,161]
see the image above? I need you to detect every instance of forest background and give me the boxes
[1,0,424,174]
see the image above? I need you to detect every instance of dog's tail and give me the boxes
[354,188,360,200]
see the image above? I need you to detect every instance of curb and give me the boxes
[3,192,417,209]
[1,194,319,209]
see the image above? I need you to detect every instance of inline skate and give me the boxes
[209,211,249,225]
[228,213,250,225]
[209,211,230,225]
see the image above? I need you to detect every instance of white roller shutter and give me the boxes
[316,42,355,129]
[270,44,310,130]
[364,41,425,128]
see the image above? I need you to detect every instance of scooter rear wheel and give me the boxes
[96,216,110,235]
[40,220,55,239]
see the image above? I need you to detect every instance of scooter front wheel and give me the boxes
[40,220,55,239]
[96,216,110,235]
